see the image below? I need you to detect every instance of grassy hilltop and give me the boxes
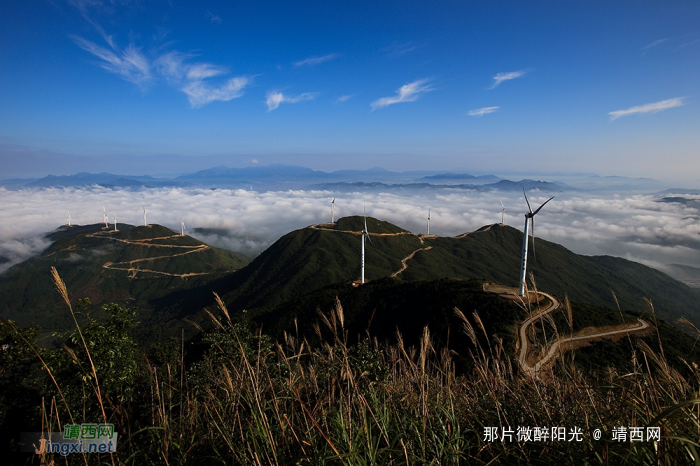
[0,223,249,338]
[211,217,700,327]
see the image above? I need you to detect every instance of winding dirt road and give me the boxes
[310,223,418,238]
[484,283,652,375]
[87,231,212,279]
[391,246,433,277]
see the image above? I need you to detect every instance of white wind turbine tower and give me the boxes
[500,200,505,224]
[143,207,147,226]
[103,206,108,228]
[427,208,431,235]
[360,206,373,284]
[67,211,71,227]
[518,190,554,297]
[181,219,185,236]
[331,198,335,223]
[113,214,117,231]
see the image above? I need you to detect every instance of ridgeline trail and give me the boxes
[309,223,438,244]
[391,247,433,277]
[87,230,212,279]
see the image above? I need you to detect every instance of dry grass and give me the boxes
[26,284,700,465]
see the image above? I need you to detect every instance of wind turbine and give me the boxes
[67,211,71,227]
[427,208,431,235]
[181,219,185,236]
[331,198,335,223]
[103,206,108,228]
[500,200,505,224]
[113,214,117,231]
[518,190,554,297]
[360,206,373,284]
[143,207,147,226]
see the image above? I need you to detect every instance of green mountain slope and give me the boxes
[0,223,249,336]
[214,217,424,310]
[216,218,700,326]
[250,278,700,375]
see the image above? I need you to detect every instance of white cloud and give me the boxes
[206,10,222,24]
[266,91,317,111]
[490,70,528,89]
[641,38,668,55]
[155,52,252,108]
[677,38,700,50]
[293,53,339,67]
[183,76,250,108]
[608,97,685,121]
[468,106,499,117]
[72,18,250,107]
[383,41,423,57]
[2,187,700,279]
[336,94,353,103]
[73,37,151,86]
[370,79,434,111]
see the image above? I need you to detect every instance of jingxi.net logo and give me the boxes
[25,423,118,456]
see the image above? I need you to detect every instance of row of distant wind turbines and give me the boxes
[67,206,187,236]
[69,192,551,298]
[334,190,553,298]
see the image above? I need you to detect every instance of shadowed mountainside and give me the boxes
[213,217,700,326]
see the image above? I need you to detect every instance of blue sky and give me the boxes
[1,0,699,179]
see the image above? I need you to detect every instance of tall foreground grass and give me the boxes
[10,274,700,464]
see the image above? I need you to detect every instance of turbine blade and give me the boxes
[532,196,554,216]
[523,188,533,214]
[500,200,504,209]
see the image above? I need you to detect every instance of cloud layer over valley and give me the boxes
[1,187,699,280]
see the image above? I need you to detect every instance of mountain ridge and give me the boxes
[211,218,700,327]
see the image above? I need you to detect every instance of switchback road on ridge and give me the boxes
[483,283,651,375]
[86,230,212,279]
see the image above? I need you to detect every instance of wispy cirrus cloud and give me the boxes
[370,79,434,111]
[206,10,222,24]
[383,41,424,57]
[608,97,685,121]
[266,91,317,111]
[677,38,700,50]
[336,94,354,104]
[69,1,250,108]
[468,106,499,117]
[641,38,668,55]
[73,37,151,86]
[490,70,528,89]
[156,52,252,108]
[294,53,339,67]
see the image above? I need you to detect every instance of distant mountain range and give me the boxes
[22,172,190,188]
[1,164,675,193]
[308,179,570,192]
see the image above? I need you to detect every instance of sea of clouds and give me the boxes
[0,186,699,276]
